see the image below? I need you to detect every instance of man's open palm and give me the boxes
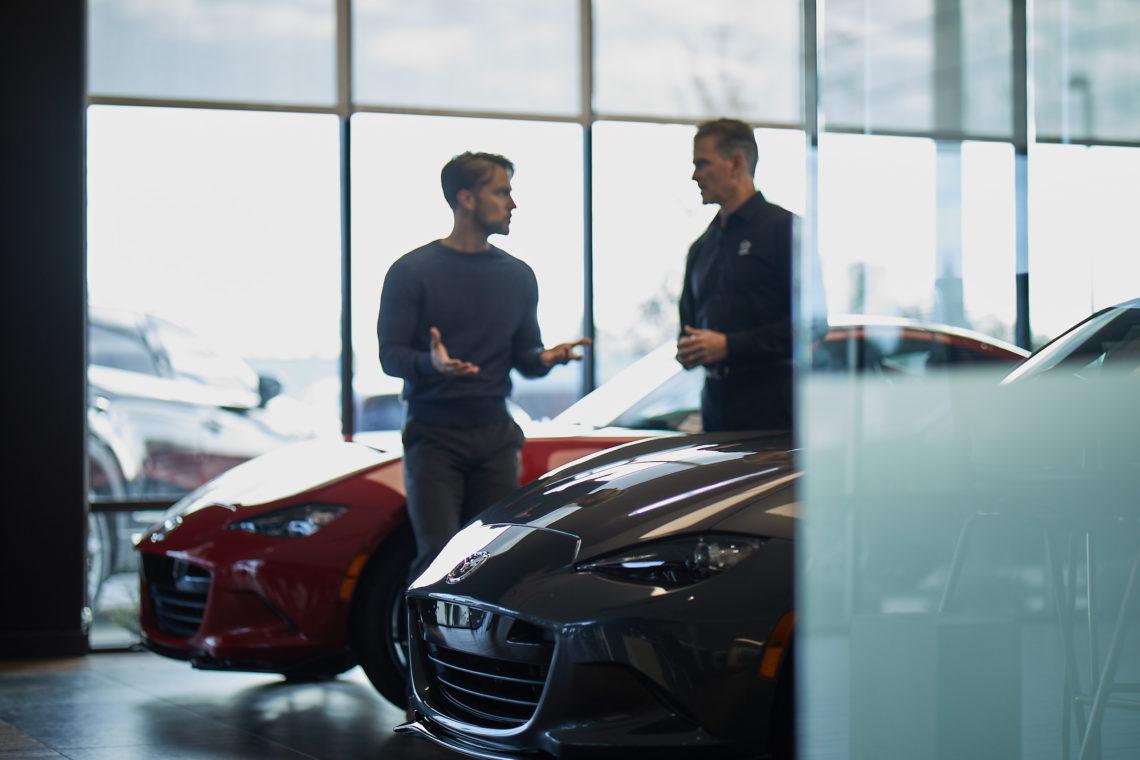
[430,327,479,376]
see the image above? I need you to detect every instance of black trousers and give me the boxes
[402,418,524,581]
[701,365,794,432]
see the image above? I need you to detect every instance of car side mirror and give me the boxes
[258,375,283,407]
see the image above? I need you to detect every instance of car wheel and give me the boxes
[87,437,125,605]
[86,512,113,606]
[351,526,415,708]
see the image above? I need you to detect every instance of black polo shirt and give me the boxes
[679,191,795,372]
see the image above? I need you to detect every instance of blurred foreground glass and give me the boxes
[801,372,1140,759]
[350,113,585,422]
[88,0,336,105]
[593,0,801,123]
[353,0,579,115]
[799,300,1140,759]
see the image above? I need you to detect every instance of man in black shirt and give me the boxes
[677,119,827,432]
[378,151,589,577]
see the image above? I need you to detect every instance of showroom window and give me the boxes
[815,133,1018,340]
[593,0,801,123]
[87,0,337,106]
[1029,143,1140,339]
[353,0,580,115]
[350,113,586,420]
[1035,0,1140,144]
[86,106,343,441]
[821,0,1014,139]
[83,9,1140,475]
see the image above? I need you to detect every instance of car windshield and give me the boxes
[552,343,700,431]
[1002,304,1140,384]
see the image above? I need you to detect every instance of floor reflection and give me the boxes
[0,651,461,759]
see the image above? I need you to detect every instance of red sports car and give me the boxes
[136,317,1027,707]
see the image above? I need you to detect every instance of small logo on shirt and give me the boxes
[737,240,752,256]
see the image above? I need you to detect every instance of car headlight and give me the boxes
[228,503,347,537]
[575,533,765,588]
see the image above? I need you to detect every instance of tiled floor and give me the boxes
[0,650,461,759]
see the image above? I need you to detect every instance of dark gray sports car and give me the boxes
[399,431,799,759]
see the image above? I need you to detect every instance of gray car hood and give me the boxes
[477,432,799,558]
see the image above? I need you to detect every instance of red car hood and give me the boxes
[165,437,401,516]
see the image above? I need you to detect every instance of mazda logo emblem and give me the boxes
[446,551,490,584]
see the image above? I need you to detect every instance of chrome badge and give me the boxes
[446,550,490,584]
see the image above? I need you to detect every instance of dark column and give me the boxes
[0,0,89,657]
[336,0,355,440]
[578,0,596,396]
[1012,0,1032,349]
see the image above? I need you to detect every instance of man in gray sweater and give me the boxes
[377,151,589,578]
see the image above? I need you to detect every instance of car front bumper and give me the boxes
[401,535,794,759]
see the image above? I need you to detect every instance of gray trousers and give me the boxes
[402,418,524,581]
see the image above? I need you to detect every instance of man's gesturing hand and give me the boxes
[676,325,728,368]
[540,337,592,368]
[430,327,480,376]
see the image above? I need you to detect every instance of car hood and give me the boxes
[1001,298,1140,385]
[161,437,401,519]
[416,432,799,589]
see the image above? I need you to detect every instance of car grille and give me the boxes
[140,553,210,637]
[416,601,555,729]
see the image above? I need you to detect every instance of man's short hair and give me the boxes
[695,119,758,175]
[441,152,515,209]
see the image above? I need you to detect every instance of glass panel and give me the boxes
[822,0,936,133]
[1029,143,1140,344]
[593,0,801,123]
[591,121,806,383]
[353,0,579,115]
[88,0,336,105]
[961,0,1013,137]
[86,106,342,508]
[822,0,1014,139]
[814,135,1013,338]
[1035,0,1140,143]
[351,113,585,423]
[817,133,938,317]
[961,140,1017,342]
